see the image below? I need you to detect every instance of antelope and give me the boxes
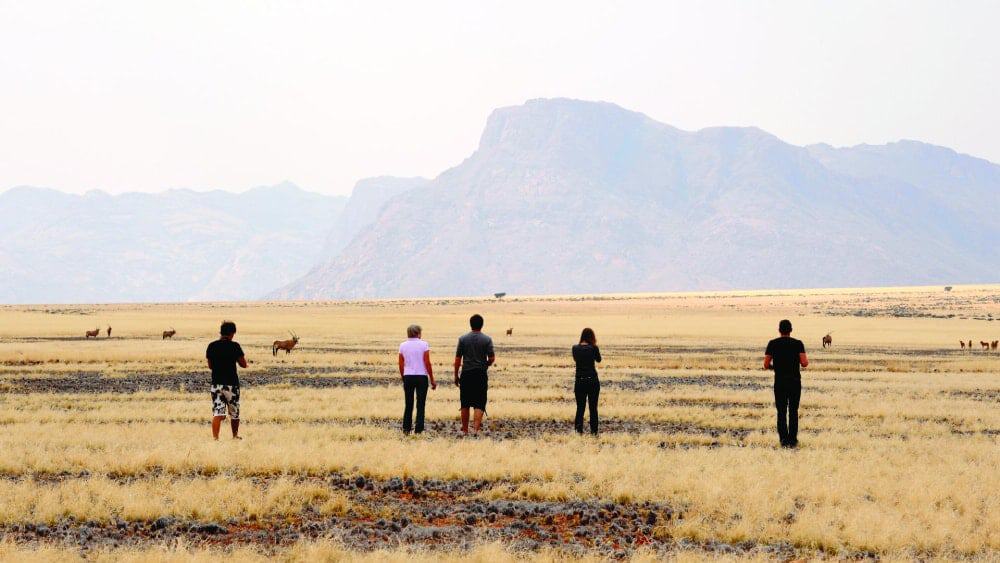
[85,327,100,339]
[992,340,998,351]
[162,327,176,339]
[106,326,112,338]
[960,340,966,349]
[273,331,299,356]
[822,333,832,348]
[981,341,990,351]
[506,327,513,336]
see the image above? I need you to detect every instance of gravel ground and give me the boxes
[0,371,769,394]
[0,368,377,394]
[0,475,825,559]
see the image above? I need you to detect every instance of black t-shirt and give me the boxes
[206,339,245,386]
[765,336,805,380]
[572,344,602,379]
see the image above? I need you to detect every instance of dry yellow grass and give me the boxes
[0,284,998,560]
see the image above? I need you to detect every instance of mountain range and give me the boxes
[3,98,998,303]
[273,98,1000,299]
[0,183,346,303]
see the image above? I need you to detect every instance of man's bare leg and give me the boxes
[472,409,484,433]
[212,416,226,440]
[231,419,240,439]
[460,407,470,434]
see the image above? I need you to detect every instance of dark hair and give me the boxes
[580,327,596,346]
[778,319,792,334]
[469,314,484,331]
[220,321,237,336]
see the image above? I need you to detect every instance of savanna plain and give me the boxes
[0,286,998,562]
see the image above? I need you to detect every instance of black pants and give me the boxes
[574,378,600,434]
[774,378,801,445]
[402,377,429,433]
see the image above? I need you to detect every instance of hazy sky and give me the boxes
[1,1,997,195]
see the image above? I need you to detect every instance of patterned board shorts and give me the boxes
[210,385,240,419]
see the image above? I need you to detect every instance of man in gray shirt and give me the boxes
[454,314,495,434]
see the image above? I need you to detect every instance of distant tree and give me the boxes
[494,292,507,300]
[944,286,953,292]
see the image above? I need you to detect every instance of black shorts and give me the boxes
[459,369,488,411]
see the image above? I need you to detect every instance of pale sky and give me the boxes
[1,0,997,196]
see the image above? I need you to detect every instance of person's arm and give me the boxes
[764,355,773,370]
[398,353,406,379]
[424,350,436,390]
[453,356,462,386]
[207,359,213,370]
[235,344,248,369]
[799,353,809,368]
[763,341,774,370]
[486,339,495,368]
[594,346,602,363]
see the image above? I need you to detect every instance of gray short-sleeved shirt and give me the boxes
[456,331,494,372]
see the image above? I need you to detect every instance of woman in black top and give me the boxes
[572,328,602,435]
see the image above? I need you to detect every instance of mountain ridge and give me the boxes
[273,98,999,300]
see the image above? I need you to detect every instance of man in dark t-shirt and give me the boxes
[764,319,808,448]
[206,320,247,440]
[454,314,495,435]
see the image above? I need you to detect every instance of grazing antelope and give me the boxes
[85,327,100,339]
[506,327,513,336]
[981,341,990,351]
[960,340,966,349]
[992,340,998,351]
[162,328,176,339]
[273,331,299,356]
[968,340,974,349]
[106,326,112,338]
[822,333,832,348]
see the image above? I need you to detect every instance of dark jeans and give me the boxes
[574,378,600,434]
[774,378,801,445]
[402,376,429,433]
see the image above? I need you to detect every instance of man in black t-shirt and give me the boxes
[206,320,247,440]
[764,319,809,448]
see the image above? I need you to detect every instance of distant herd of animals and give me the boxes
[81,325,306,355]
[78,325,998,353]
[961,339,999,351]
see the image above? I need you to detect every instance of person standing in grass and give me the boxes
[206,320,247,440]
[572,328,602,435]
[454,314,495,435]
[764,319,808,448]
[398,324,437,434]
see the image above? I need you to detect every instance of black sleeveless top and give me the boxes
[572,344,602,380]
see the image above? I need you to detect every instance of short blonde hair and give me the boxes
[407,324,422,338]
